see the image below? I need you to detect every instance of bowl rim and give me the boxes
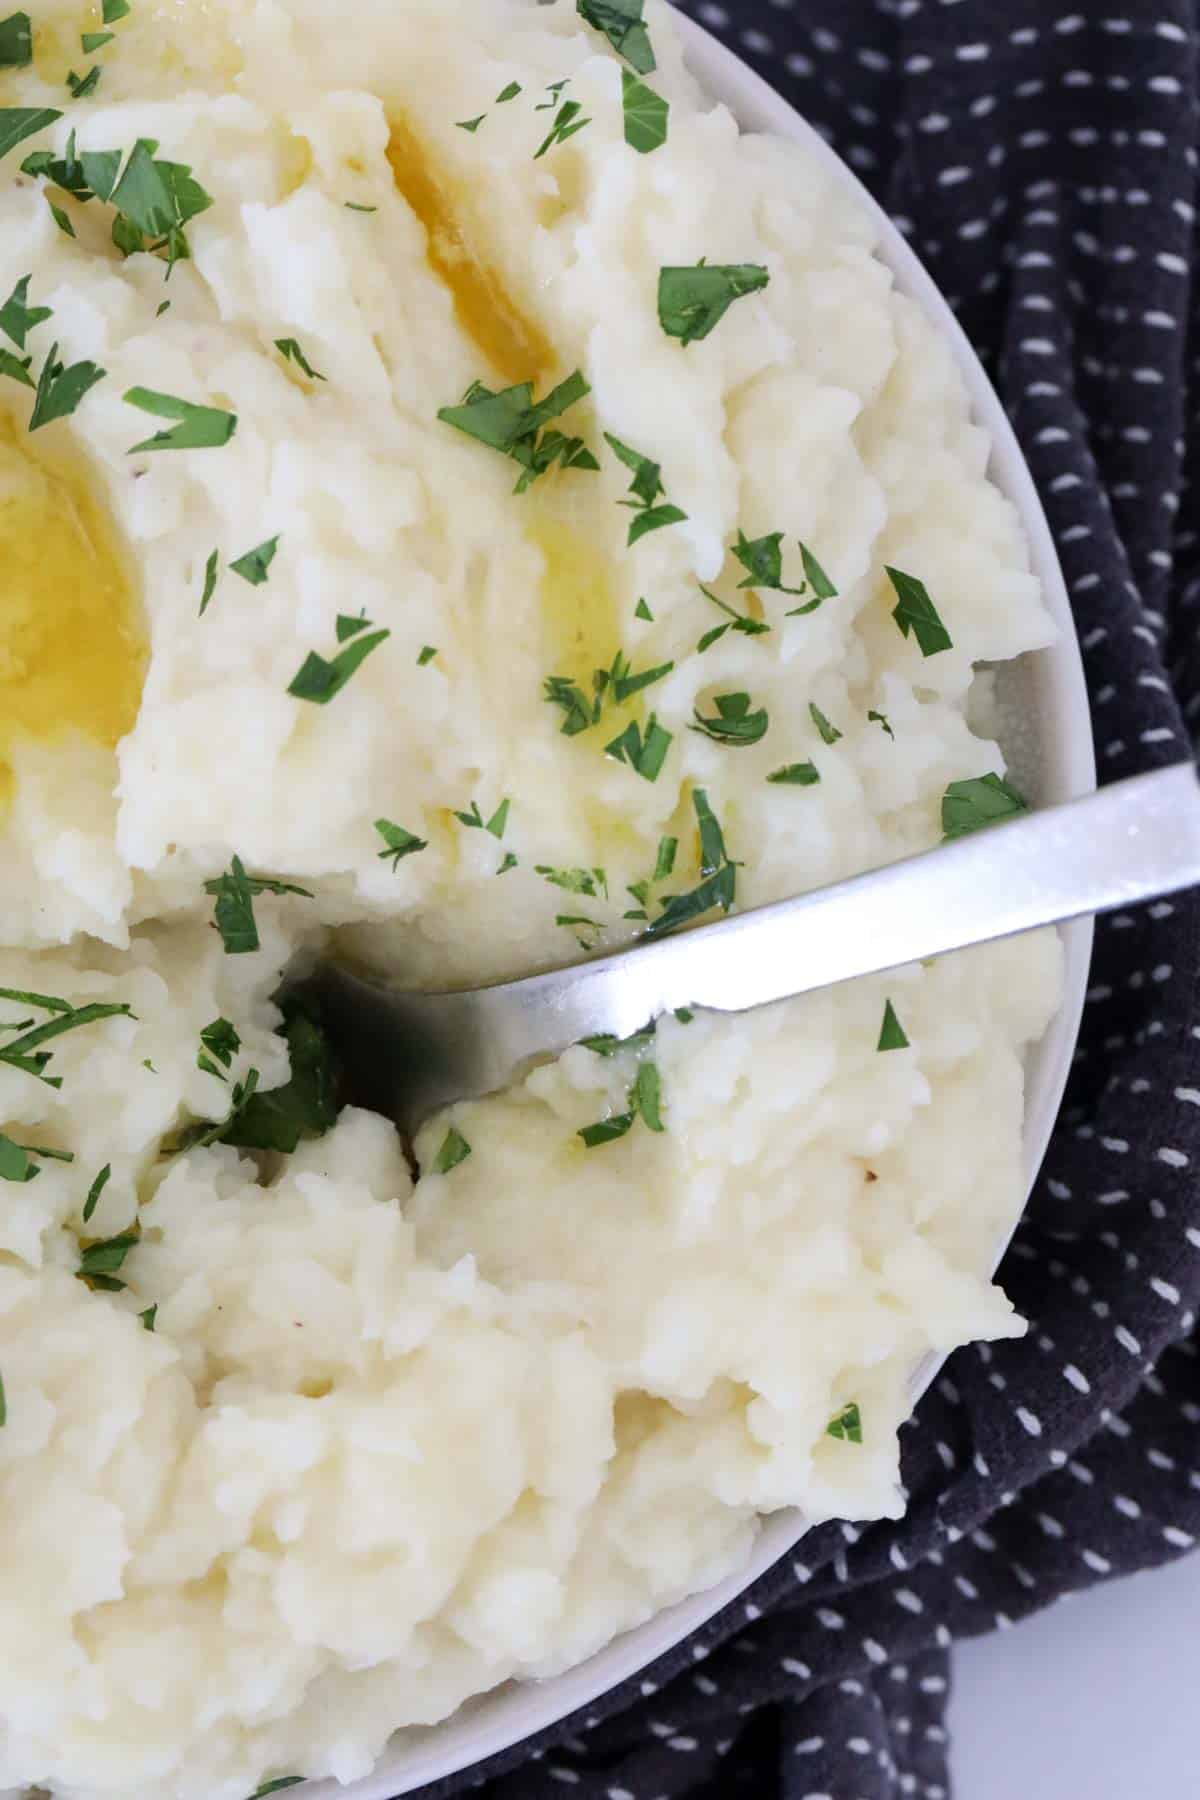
[303,15,1096,1798]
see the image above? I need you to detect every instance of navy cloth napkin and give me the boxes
[411,3,1200,1795]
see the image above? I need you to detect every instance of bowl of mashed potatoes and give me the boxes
[0,1,1093,1796]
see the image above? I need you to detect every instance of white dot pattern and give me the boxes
[429,5,1200,1799]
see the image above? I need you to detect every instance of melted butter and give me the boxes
[386,116,553,386]
[0,413,145,811]
[530,516,648,860]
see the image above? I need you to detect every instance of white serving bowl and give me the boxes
[305,15,1097,1797]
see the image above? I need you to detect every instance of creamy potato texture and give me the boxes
[0,1,1061,1794]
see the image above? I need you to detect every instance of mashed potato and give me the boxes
[0,0,1061,1793]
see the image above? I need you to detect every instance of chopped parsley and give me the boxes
[0,13,32,69]
[66,65,102,97]
[454,797,510,838]
[432,1127,471,1174]
[941,773,1028,840]
[697,582,770,652]
[535,80,569,112]
[0,274,51,349]
[654,835,677,880]
[25,136,214,270]
[125,387,236,452]
[868,708,894,740]
[643,787,737,938]
[576,0,655,74]
[178,1002,338,1156]
[47,198,75,236]
[204,857,313,955]
[635,596,654,622]
[827,1402,863,1443]
[692,691,769,747]
[198,1017,241,1079]
[287,614,390,704]
[603,432,687,545]
[417,645,437,666]
[543,649,672,737]
[199,548,219,615]
[604,713,672,781]
[0,1371,7,1425]
[140,1304,157,1331]
[809,703,842,745]
[229,535,279,585]
[497,851,519,874]
[375,819,428,867]
[767,762,819,786]
[579,1053,665,1147]
[534,97,591,160]
[579,1024,655,1057]
[878,999,909,1052]
[82,1163,111,1222]
[537,865,607,898]
[103,0,130,16]
[438,369,597,494]
[81,29,114,52]
[0,347,31,388]
[344,201,377,213]
[621,69,668,153]
[0,108,62,165]
[733,533,837,615]
[497,81,522,103]
[77,1229,138,1291]
[658,262,770,347]
[0,1134,73,1183]
[275,336,325,381]
[247,1783,305,1800]
[886,566,953,658]
[456,114,485,133]
[0,988,134,1088]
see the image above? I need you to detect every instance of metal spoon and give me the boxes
[305,762,1200,1136]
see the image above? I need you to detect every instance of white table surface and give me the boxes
[952,1550,1200,1798]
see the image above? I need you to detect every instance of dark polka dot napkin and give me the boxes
[410,3,1200,1796]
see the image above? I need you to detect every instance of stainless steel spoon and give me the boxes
[306,762,1200,1136]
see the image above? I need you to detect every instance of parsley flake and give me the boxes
[456,114,486,133]
[0,109,62,165]
[454,797,510,838]
[604,713,673,781]
[878,999,909,1052]
[867,708,894,740]
[417,645,437,666]
[621,69,668,153]
[432,1127,471,1174]
[578,1111,633,1148]
[653,836,677,880]
[103,0,131,20]
[496,81,522,103]
[47,198,75,236]
[0,347,32,389]
[697,582,770,652]
[941,773,1028,841]
[635,596,654,622]
[81,28,114,51]
[0,275,50,351]
[534,96,592,159]
[204,856,313,955]
[0,12,32,68]
[537,865,607,898]
[198,1018,241,1080]
[827,1402,863,1443]
[345,201,377,213]
[140,1304,157,1331]
[643,788,737,938]
[809,703,842,745]
[275,337,325,381]
[82,1162,111,1222]
[576,0,655,74]
[692,691,769,747]
[247,1784,304,1800]
[604,432,687,545]
[767,762,819,786]
[66,65,102,97]
[77,1229,138,1290]
[579,1052,665,1147]
[125,386,236,452]
[658,263,770,346]
[438,369,597,495]
[199,548,219,615]
[229,535,279,586]
[375,819,428,867]
[287,615,390,704]
[886,565,953,658]
[0,988,133,1088]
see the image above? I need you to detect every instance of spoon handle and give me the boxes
[319,763,1200,1132]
